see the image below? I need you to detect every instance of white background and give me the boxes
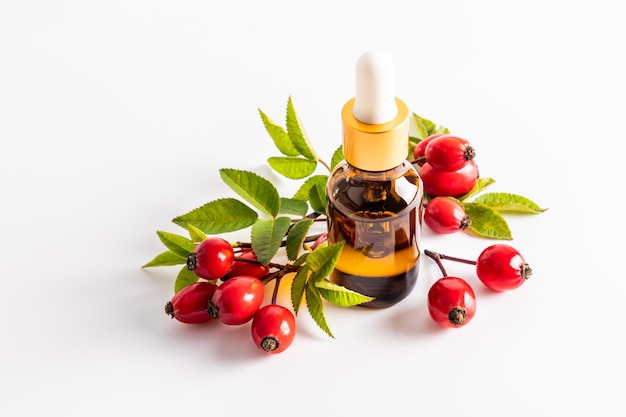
[1,1,624,416]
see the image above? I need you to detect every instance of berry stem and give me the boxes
[234,233,325,249]
[318,158,331,172]
[424,249,448,277]
[410,156,426,167]
[271,274,282,305]
[424,249,477,266]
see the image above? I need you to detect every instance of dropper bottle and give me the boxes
[326,49,423,308]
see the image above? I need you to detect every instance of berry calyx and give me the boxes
[164,281,217,324]
[423,196,471,234]
[476,244,532,291]
[187,237,234,280]
[424,135,476,172]
[251,304,296,354]
[207,276,265,325]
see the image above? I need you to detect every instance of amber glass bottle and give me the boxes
[326,92,424,308]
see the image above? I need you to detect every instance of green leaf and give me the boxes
[463,202,513,240]
[305,279,334,338]
[305,241,344,280]
[472,192,548,214]
[267,156,317,180]
[458,177,496,201]
[186,224,207,243]
[142,250,187,268]
[290,265,309,314]
[315,279,374,307]
[220,168,280,217]
[173,198,258,234]
[330,146,344,170]
[411,113,449,140]
[308,181,326,214]
[156,231,195,258]
[293,175,328,201]
[286,96,317,160]
[258,108,299,156]
[286,219,314,261]
[279,197,308,216]
[251,217,291,265]
[174,266,199,293]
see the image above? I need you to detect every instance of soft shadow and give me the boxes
[388,304,445,336]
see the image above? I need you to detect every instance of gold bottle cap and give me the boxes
[341,97,410,172]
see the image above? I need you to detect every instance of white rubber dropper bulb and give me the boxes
[352,49,398,125]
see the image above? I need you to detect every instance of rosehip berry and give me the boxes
[187,237,234,280]
[428,276,476,328]
[413,132,447,159]
[476,244,532,291]
[424,135,476,172]
[251,304,296,354]
[424,197,471,234]
[420,159,479,197]
[164,281,217,324]
[224,250,269,280]
[207,276,265,325]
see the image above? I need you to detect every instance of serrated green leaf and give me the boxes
[267,156,317,180]
[220,168,280,217]
[330,146,344,170]
[286,96,317,160]
[290,265,309,314]
[258,108,299,156]
[458,177,496,201]
[293,252,309,267]
[186,224,207,243]
[173,198,258,234]
[142,250,187,268]
[315,279,374,307]
[174,266,199,293]
[279,197,308,216]
[251,217,291,265]
[156,231,195,258]
[472,192,547,214]
[305,241,344,280]
[463,202,512,240]
[305,279,334,338]
[308,182,326,214]
[411,113,449,139]
[293,175,328,201]
[286,219,314,261]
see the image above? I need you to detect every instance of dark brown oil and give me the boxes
[326,161,423,308]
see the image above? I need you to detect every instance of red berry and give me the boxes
[428,276,476,328]
[425,135,476,172]
[251,304,296,354]
[164,282,217,324]
[225,251,269,280]
[187,237,234,280]
[413,133,447,159]
[476,244,532,291]
[420,160,479,197]
[207,276,265,325]
[424,197,471,234]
